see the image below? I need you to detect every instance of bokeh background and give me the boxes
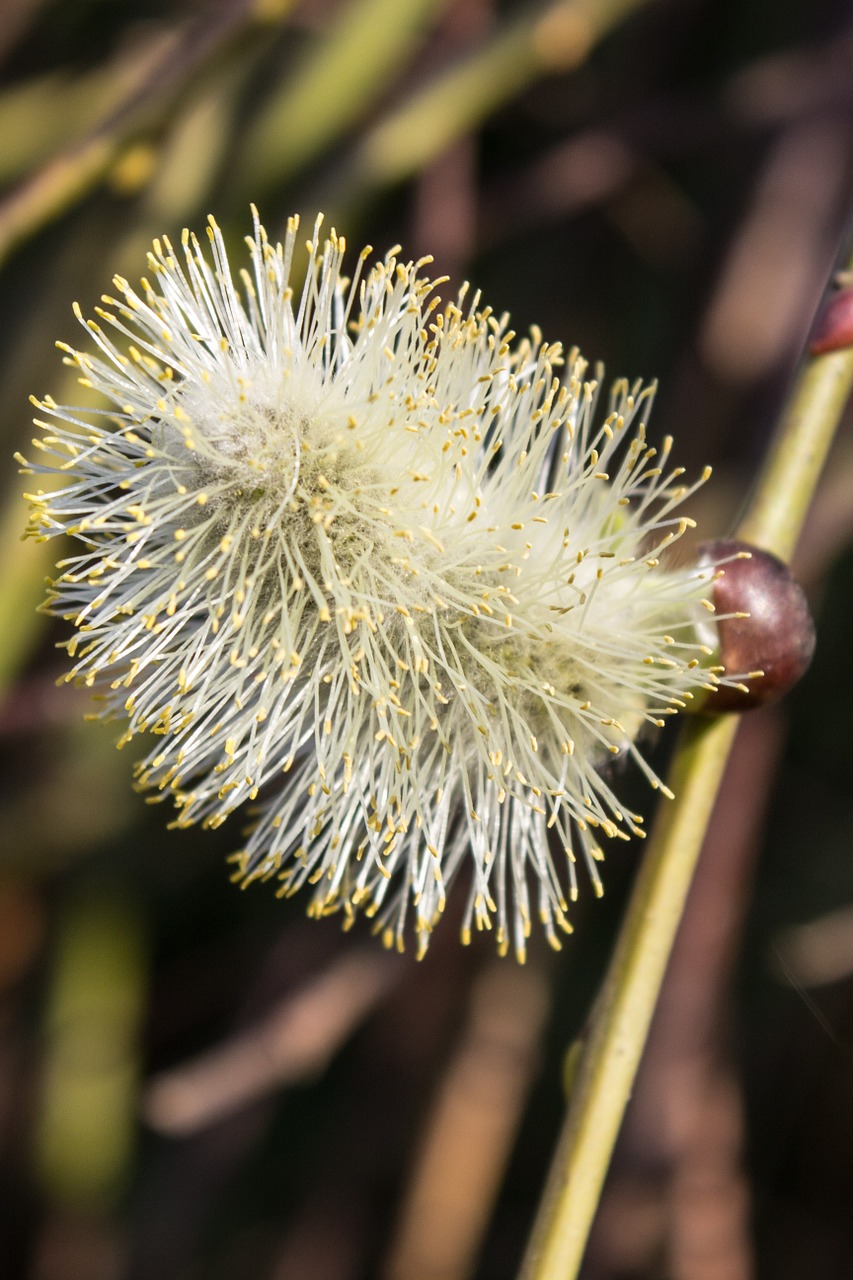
[1,1,853,1277]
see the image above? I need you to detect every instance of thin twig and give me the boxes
[143,950,400,1135]
[347,0,656,195]
[519,250,853,1280]
[0,0,280,267]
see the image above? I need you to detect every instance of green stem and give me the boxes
[520,270,853,1280]
[738,346,853,561]
[521,716,738,1280]
[353,0,652,192]
[0,0,282,269]
[235,0,451,192]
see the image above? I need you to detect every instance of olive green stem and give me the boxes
[520,271,853,1280]
[235,0,451,192]
[351,0,653,193]
[519,715,739,1280]
[0,0,284,268]
[738,344,853,561]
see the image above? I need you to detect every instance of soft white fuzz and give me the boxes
[22,210,722,959]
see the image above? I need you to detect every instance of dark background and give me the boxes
[1,1,853,1277]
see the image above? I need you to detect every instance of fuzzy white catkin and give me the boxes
[22,209,723,961]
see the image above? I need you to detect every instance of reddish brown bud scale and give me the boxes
[809,287,853,355]
[699,539,816,712]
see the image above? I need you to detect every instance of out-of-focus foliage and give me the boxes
[2,1,853,1277]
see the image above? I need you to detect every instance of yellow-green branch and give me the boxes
[0,0,286,269]
[520,270,853,1280]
